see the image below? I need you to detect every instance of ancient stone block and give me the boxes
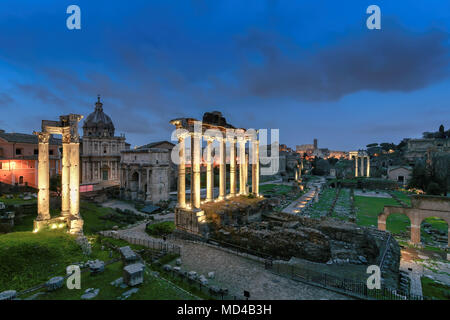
[0,290,16,300]
[119,246,139,264]
[123,263,145,286]
[45,276,64,291]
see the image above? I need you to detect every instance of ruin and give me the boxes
[378,195,450,246]
[33,114,84,235]
[170,112,261,236]
[349,151,370,177]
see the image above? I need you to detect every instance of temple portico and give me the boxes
[170,113,261,236]
[349,151,370,177]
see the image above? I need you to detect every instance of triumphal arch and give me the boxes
[170,112,260,236]
[33,114,84,235]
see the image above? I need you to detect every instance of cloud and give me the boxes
[235,26,450,101]
[0,93,13,106]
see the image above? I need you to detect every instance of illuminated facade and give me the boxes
[81,96,128,189]
[0,130,60,188]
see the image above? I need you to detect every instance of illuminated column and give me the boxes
[229,137,236,197]
[366,156,370,177]
[360,157,364,177]
[206,138,213,202]
[36,132,51,221]
[239,138,246,195]
[244,152,249,194]
[61,132,71,217]
[177,135,186,208]
[219,137,226,200]
[355,156,359,177]
[252,139,259,196]
[146,168,151,202]
[69,140,80,218]
[192,132,201,209]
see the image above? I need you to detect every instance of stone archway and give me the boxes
[130,171,139,192]
[378,195,450,246]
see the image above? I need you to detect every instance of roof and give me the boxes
[141,205,161,214]
[82,97,115,131]
[388,165,412,172]
[0,131,61,145]
[137,141,175,150]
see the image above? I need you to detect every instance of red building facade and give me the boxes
[0,130,61,188]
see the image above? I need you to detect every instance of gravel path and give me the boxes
[115,221,350,300]
[172,240,351,300]
[282,177,326,215]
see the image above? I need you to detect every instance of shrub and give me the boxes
[146,221,175,237]
[426,182,442,195]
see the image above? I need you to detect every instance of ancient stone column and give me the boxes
[206,138,213,202]
[177,135,186,208]
[192,132,201,209]
[366,156,370,177]
[61,132,71,217]
[69,141,81,218]
[36,132,51,221]
[219,137,226,200]
[410,223,421,245]
[252,139,259,196]
[355,156,359,177]
[360,157,365,177]
[244,152,249,194]
[239,138,246,195]
[229,137,236,197]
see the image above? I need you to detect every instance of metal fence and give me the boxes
[170,230,426,301]
[99,231,181,255]
[158,267,242,300]
[268,261,425,300]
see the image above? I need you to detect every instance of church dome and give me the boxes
[83,96,115,137]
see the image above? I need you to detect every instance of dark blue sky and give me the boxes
[0,0,449,150]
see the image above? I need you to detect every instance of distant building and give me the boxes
[404,138,450,163]
[387,165,412,186]
[120,146,170,203]
[296,139,347,160]
[81,96,129,191]
[136,141,177,192]
[0,130,61,188]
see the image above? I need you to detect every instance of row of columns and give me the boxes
[34,114,83,234]
[36,132,81,221]
[177,133,260,211]
[354,155,370,177]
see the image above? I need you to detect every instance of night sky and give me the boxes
[0,0,449,150]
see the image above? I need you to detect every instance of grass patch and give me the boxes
[421,276,450,300]
[28,261,197,300]
[354,196,409,232]
[307,188,336,218]
[80,201,144,235]
[391,191,412,206]
[259,184,293,196]
[0,230,87,292]
[0,195,36,205]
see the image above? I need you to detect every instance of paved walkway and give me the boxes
[400,260,423,296]
[282,177,326,215]
[112,221,350,300]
